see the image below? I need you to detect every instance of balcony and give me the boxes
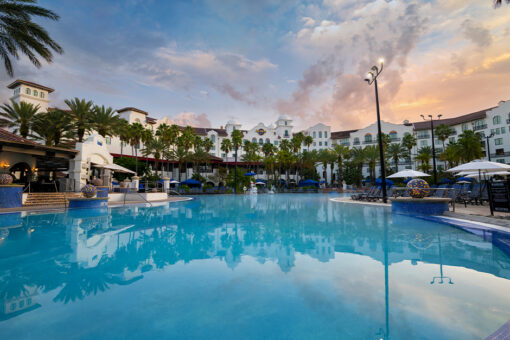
[353,141,360,146]
[390,137,401,142]
[473,124,487,131]
[417,134,430,139]
[507,119,510,124]
[341,142,350,146]
[363,140,375,145]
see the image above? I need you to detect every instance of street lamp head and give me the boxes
[438,114,442,119]
[420,114,425,120]
[379,58,385,65]
[428,114,433,119]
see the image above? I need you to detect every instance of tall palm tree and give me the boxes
[116,119,130,158]
[141,136,166,179]
[65,98,94,142]
[32,109,72,146]
[386,143,407,173]
[364,145,379,182]
[0,0,63,76]
[179,126,196,180]
[416,146,432,172]
[350,147,365,186]
[402,133,417,164]
[439,143,462,169]
[0,100,39,137]
[129,122,145,174]
[303,135,313,151]
[332,144,350,185]
[231,129,244,192]
[90,105,120,138]
[221,138,232,158]
[457,130,483,162]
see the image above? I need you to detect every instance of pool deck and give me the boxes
[0,196,193,214]
[330,196,510,230]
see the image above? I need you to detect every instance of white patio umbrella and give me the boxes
[465,171,510,178]
[387,169,430,178]
[170,180,180,184]
[447,160,510,173]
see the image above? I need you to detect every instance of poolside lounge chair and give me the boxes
[351,186,375,200]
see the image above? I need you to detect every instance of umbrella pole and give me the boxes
[486,172,494,216]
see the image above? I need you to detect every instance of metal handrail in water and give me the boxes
[123,188,153,207]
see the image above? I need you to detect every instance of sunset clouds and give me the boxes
[0,0,509,131]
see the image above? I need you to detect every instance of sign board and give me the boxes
[489,181,510,212]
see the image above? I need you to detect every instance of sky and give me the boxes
[1,0,510,131]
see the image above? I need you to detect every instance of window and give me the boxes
[354,137,360,145]
[252,138,256,143]
[325,141,328,146]
[364,133,372,143]
[285,121,288,126]
[495,138,503,145]
[503,127,507,134]
[40,92,45,98]
[222,153,226,158]
[25,88,31,95]
[319,131,322,138]
[274,140,278,146]
[417,130,429,138]
[313,131,316,138]
[33,90,38,97]
[105,137,111,145]
[210,135,215,143]
[319,141,322,146]
[462,123,469,131]
[313,142,316,146]
[389,131,398,140]
[284,130,289,137]
[420,140,428,147]
[259,138,263,145]
[496,148,505,155]
[494,115,502,125]
[449,137,455,143]
[497,159,506,164]
[265,138,270,144]
[324,131,328,138]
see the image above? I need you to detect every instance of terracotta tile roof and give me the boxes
[146,117,157,124]
[7,79,54,93]
[412,108,493,131]
[0,128,77,153]
[331,129,358,139]
[117,107,148,115]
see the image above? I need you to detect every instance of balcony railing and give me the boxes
[417,134,430,139]
[506,119,510,124]
[390,137,401,142]
[341,142,350,146]
[353,141,360,145]
[473,124,487,131]
[363,140,375,144]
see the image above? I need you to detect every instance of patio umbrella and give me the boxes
[456,180,472,184]
[244,172,256,176]
[447,160,510,173]
[376,178,394,186]
[456,177,473,182]
[181,179,202,186]
[170,180,180,184]
[387,170,430,178]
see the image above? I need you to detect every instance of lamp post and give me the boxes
[421,114,442,185]
[365,58,387,203]
[485,132,495,161]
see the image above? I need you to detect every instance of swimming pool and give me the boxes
[1,194,510,339]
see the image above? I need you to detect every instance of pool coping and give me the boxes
[0,196,194,215]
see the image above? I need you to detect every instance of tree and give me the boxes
[0,0,63,76]
[402,133,417,164]
[416,146,432,172]
[129,122,145,174]
[178,126,196,180]
[90,105,120,138]
[457,130,483,162]
[435,123,454,169]
[141,135,166,179]
[65,98,94,142]
[332,144,350,185]
[364,145,379,182]
[221,138,232,157]
[116,119,130,157]
[304,135,313,151]
[32,109,72,146]
[350,147,365,186]
[0,100,39,137]
[494,0,509,7]
[439,143,462,169]
[231,129,244,193]
[386,143,407,173]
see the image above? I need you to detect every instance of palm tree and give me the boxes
[262,142,277,183]
[221,138,232,157]
[386,143,407,173]
[0,0,63,76]
[364,145,379,182]
[90,105,120,138]
[0,100,39,137]
[141,136,166,179]
[65,98,94,142]
[304,135,313,151]
[116,119,130,158]
[457,130,483,162]
[332,144,350,185]
[129,122,145,174]
[494,0,509,7]
[402,133,417,164]
[32,109,73,146]
[416,146,432,172]
[231,129,244,192]
[179,126,196,180]
[350,147,365,186]
[439,143,461,169]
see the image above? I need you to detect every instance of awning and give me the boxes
[92,163,136,174]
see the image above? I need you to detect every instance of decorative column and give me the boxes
[131,176,139,191]
[163,176,170,193]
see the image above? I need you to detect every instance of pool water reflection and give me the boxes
[1,194,510,339]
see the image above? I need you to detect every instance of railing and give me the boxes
[122,188,152,207]
[473,124,487,131]
[507,119,510,124]
[353,141,360,145]
[417,134,430,139]
[390,138,401,142]
[363,140,375,144]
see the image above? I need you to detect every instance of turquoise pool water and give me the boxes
[1,194,510,339]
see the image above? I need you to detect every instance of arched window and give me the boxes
[493,115,501,125]
[259,138,263,145]
[265,138,270,144]
[364,133,372,143]
[284,130,289,137]
[33,90,38,97]
[25,88,31,95]
[389,130,397,140]
[313,131,316,138]
[210,135,215,143]
[252,137,257,143]
[319,131,322,138]
[354,137,360,145]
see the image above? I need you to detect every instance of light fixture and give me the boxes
[378,58,385,64]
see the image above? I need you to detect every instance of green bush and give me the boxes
[113,157,149,181]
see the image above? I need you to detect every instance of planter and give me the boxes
[390,197,450,216]
[96,186,109,198]
[68,197,108,209]
[0,185,23,209]
[81,184,97,198]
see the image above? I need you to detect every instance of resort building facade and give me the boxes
[3,79,510,187]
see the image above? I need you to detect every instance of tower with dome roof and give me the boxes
[275,114,293,139]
